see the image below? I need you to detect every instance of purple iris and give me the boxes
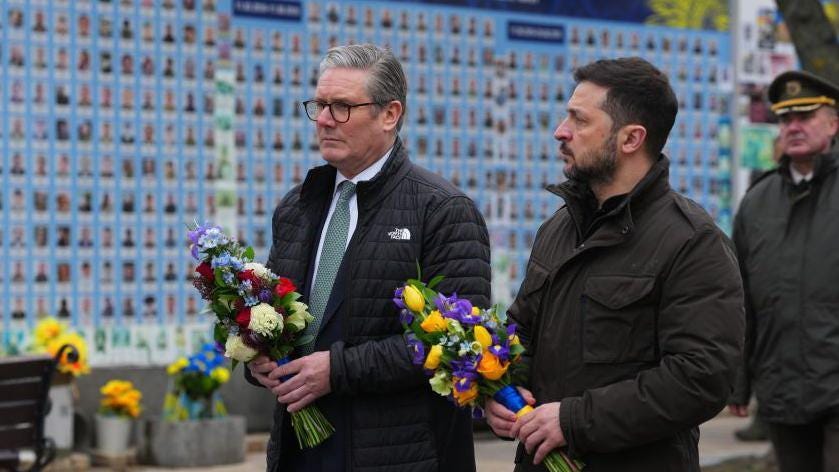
[451,355,479,381]
[435,293,480,325]
[489,344,510,362]
[392,287,406,310]
[406,333,425,365]
[507,323,518,337]
[399,308,414,326]
[453,372,479,392]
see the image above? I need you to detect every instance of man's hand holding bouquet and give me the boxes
[188,222,334,448]
[395,273,583,472]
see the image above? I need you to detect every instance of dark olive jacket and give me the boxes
[255,137,491,472]
[510,156,743,471]
[731,147,839,424]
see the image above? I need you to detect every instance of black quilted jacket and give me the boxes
[261,137,491,471]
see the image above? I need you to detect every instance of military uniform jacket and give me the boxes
[731,147,839,424]
[510,156,744,471]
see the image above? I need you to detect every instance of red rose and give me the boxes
[237,269,260,285]
[274,277,296,298]
[195,262,214,280]
[235,307,251,329]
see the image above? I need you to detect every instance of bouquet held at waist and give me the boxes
[188,222,334,448]
[395,272,583,472]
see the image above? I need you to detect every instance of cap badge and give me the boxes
[785,80,802,97]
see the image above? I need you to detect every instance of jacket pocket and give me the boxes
[522,260,550,308]
[582,274,656,363]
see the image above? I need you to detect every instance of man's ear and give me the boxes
[619,124,647,154]
[381,100,403,132]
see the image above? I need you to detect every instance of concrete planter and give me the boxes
[95,414,133,454]
[139,415,246,467]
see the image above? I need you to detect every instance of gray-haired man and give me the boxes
[245,44,491,471]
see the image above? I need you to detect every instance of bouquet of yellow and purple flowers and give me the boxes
[395,275,583,472]
[188,222,334,448]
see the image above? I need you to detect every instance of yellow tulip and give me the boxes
[509,334,521,345]
[420,310,447,333]
[403,285,425,312]
[423,345,443,370]
[451,377,479,406]
[476,351,509,380]
[474,326,493,350]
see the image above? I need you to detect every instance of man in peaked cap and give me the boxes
[728,69,839,472]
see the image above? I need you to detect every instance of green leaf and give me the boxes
[294,334,314,346]
[243,246,255,261]
[281,292,301,304]
[213,324,228,344]
[415,260,422,280]
[427,275,445,290]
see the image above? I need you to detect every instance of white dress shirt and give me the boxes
[790,165,813,184]
[311,147,393,287]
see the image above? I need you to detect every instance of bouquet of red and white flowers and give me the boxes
[188,222,334,448]
[395,274,583,472]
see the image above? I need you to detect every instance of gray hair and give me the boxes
[319,44,407,131]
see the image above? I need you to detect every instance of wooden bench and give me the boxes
[0,344,78,472]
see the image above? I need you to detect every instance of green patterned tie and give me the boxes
[301,181,356,354]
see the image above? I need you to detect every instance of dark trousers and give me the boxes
[767,414,839,472]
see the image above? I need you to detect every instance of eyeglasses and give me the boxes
[301,100,379,123]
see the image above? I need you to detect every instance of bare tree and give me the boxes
[775,0,839,82]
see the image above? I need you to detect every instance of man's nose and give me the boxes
[316,106,336,126]
[554,119,571,141]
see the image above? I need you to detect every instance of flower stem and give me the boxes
[290,405,335,448]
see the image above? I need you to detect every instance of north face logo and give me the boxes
[388,228,411,240]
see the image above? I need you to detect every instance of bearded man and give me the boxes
[484,57,744,471]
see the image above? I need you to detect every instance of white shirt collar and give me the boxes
[790,165,813,184]
[333,146,393,190]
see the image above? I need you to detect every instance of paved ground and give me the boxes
[93,411,770,471]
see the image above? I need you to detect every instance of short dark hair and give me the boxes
[573,57,677,156]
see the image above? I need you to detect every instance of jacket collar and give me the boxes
[299,136,410,210]
[547,155,671,241]
[777,146,838,186]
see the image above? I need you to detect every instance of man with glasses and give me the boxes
[728,70,839,472]
[245,44,490,472]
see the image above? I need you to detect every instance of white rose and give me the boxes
[244,262,272,280]
[224,335,257,362]
[248,303,283,336]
